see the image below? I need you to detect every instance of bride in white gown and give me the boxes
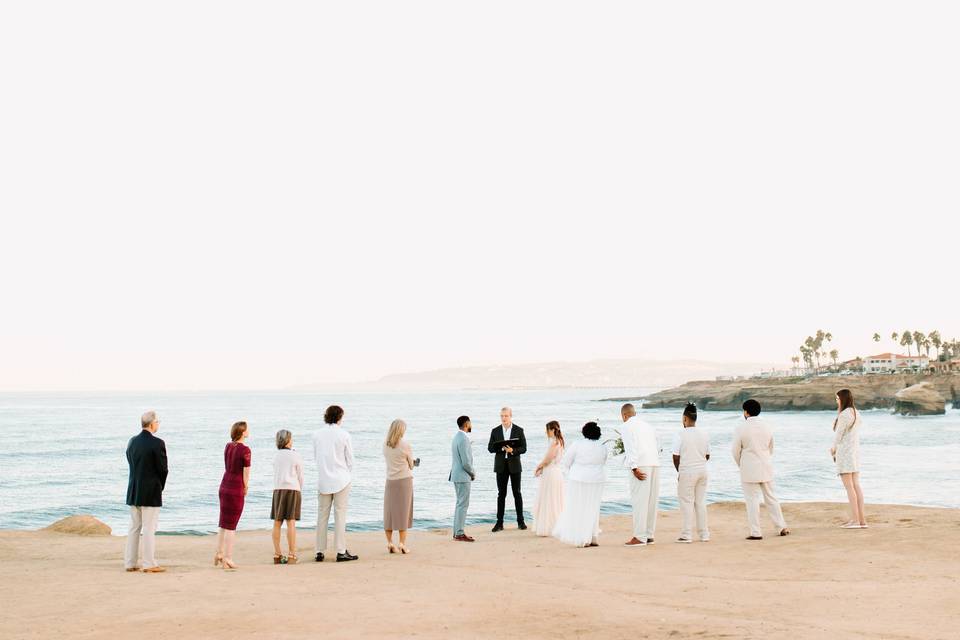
[552,422,608,547]
[532,421,565,536]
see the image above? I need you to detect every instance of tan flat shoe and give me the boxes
[142,566,166,573]
[125,567,141,572]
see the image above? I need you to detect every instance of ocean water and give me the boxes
[1,388,957,535]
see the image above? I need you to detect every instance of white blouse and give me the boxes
[561,439,608,484]
[273,448,305,491]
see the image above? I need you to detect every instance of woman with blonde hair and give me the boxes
[271,429,304,564]
[831,389,866,529]
[383,419,416,554]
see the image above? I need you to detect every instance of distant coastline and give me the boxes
[287,358,779,392]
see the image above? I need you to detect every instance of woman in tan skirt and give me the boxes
[383,419,416,554]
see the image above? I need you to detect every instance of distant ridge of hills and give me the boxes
[288,358,781,392]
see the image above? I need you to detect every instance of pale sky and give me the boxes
[1,2,958,391]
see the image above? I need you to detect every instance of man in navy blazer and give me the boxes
[487,407,527,532]
[124,410,168,573]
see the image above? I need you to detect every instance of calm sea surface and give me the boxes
[1,388,957,535]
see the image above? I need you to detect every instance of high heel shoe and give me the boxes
[398,544,410,555]
[387,544,398,554]
[222,558,238,570]
[213,552,223,567]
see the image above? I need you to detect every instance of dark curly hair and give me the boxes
[324,405,344,425]
[582,421,601,440]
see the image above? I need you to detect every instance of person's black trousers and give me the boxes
[496,471,524,524]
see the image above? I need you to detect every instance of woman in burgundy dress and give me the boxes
[214,421,251,570]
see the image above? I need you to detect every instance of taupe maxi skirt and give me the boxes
[383,477,414,530]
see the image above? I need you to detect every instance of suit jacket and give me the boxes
[487,424,527,474]
[449,429,476,483]
[126,430,169,507]
[731,417,775,483]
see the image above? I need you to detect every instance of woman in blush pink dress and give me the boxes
[532,421,565,536]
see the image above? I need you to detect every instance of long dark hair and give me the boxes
[834,389,857,430]
[546,420,564,448]
[837,389,856,412]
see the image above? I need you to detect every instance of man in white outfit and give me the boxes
[731,399,790,540]
[313,405,358,562]
[672,403,711,543]
[621,403,661,546]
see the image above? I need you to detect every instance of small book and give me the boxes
[497,438,521,449]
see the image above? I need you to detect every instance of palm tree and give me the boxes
[872,332,881,343]
[800,346,814,374]
[830,349,839,368]
[791,355,801,375]
[930,330,942,359]
[913,331,926,359]
[891,332,899,354]
[900,331,913,358]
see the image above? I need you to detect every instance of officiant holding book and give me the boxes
[488,407,528,532]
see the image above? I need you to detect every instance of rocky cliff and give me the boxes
[604,373,959,414]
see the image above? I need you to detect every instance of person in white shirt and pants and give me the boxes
[671,403,710,543]
[732,399,790,540]
[620,403,661,546]
[313,405,358,562]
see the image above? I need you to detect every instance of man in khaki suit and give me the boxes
[731,399,790,540]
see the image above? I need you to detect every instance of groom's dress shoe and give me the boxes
[491,523,504,532]
[336,551,358,562]
[517,522,527,530]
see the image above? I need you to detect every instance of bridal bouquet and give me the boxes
[604,428,624,456]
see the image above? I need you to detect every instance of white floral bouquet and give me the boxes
[603,427,624,456]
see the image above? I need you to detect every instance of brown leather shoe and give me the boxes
[453,534,475,542]
[142,566,167,573]
[779,529,790,536]
[125,567,140,572]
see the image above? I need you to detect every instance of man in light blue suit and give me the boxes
[450,415,476,542]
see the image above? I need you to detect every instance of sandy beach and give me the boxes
[2,502,957,640]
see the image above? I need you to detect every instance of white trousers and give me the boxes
[124,506,160,569]
[628,466,660,540]
[742,481,787,537]
[316,484,351,554]
[678,470,709,540]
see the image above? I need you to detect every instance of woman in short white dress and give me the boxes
[552,422,608,547]
[831,388,866,529]
[532,421,565,536]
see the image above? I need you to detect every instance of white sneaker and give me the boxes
[699,536,711,542]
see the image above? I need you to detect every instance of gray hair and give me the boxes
[141,410,158,429]
[276,429,293,450]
